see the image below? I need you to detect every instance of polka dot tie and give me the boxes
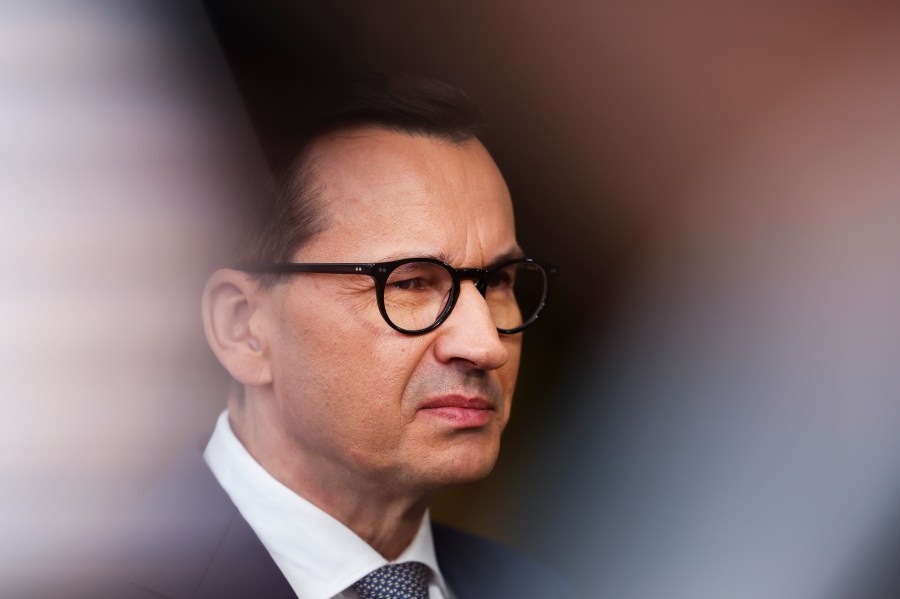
[352,561,431,599]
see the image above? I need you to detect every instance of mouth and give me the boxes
[418,395,496,428]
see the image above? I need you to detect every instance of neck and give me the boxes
[227,388,432,560]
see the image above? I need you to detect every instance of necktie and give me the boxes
[352,561,431,599]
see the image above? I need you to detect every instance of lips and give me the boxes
[419,395,496,428]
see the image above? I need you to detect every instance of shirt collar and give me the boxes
[203,410,450,599]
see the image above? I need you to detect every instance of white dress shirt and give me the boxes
[204,410,452,599]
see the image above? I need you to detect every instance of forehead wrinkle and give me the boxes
[373,179,513,268]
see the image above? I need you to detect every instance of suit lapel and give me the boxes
[194,511,296,599]
[432,523,477,599]
[127,443,295,599]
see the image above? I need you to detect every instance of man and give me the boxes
[125,76,572,599]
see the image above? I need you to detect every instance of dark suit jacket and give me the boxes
[114,445,577,599]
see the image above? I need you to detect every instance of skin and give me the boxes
[204,126,522,559]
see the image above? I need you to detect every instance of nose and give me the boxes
[433,281,509,370]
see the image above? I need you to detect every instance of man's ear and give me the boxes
[201,269,273,387]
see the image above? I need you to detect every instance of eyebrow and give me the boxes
[490,247,527,265]
[374,246,526,267]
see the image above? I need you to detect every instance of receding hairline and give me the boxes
[283,125,507,265]
[233,74,493,278]
[288,122,489,225]
[300,122,484,164]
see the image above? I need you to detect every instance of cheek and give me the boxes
[273,297,429,423]
[502,337,523,388]
[497,338,522,419]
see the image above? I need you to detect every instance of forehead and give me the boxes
[296,127,518,265]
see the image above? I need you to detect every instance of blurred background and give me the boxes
[4,1,900,597]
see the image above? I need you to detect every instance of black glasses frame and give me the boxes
[239,257,558,335]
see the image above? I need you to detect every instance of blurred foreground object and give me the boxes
[519,3,900,598]
[0,1,259,593]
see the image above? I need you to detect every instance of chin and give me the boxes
[419,439,502,489]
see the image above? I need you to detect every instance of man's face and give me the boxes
[258,127,522,495]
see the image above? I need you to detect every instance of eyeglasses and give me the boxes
[240,257,558,335]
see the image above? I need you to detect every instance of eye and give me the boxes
[386,262,445,292]
[390,277,426,291]
[488,269,515,289]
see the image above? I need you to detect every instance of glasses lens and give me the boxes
[485,261,548,332]
[383,261,454,332]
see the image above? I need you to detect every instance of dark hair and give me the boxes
[234,74,487,285]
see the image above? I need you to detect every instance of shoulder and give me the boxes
[432,522,578,599]
[102,443,293,599]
